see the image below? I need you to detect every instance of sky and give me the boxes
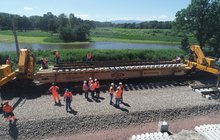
[0,0,191,21]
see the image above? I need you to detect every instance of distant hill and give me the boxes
[111,20,143,24]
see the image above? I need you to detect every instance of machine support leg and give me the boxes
[216,75,220,90]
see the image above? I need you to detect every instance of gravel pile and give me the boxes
[0,83,220,139]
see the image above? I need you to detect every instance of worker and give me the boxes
[63,89,73,112]
[115,87,122,108]
[119,82,124,103]
[5,56,11,65]
[41,57,48,69]
[2,101,17,121]
[49,82,61,105]
[82,81,89,99]
[90,80,96,98]
[55,50,60,65]
[88,77,93,87]
[86,51,92,65]
[109,83,115,105]
[94,79,100,99]
[176,56,181,63]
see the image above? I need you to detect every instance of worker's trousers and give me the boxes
[52,93,60,103]
[84,90,88,98]
[95,88,100,98]
[115,98,120,107]
[65,99,72,111]
[110,94,113,104]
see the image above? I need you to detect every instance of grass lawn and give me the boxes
[0,28,196,45]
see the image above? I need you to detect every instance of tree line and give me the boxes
[93,21,172,29]
[0,12,95,42]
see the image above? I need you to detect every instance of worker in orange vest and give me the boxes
[49,82,61,105]
[82,81,89,99]
[86,51,92,65]
[115,87,122,108]
[2,101,17,121]
[41,57,48,69]
[63,89,73,112]
[5,56,11,65]
[119,82,124,103]
[55,50,60,65]
[94,79,100,99]
[90,80,96,98]
[109,83,115,105]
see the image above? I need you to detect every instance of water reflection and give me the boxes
[0,42,179,52]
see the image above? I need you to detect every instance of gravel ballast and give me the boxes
[0,83,220,139]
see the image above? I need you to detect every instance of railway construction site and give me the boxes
[1,74,220,140]
[1,45,220,139]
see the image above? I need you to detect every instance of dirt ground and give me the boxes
[46,113,220,140]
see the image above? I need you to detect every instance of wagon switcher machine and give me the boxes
[0,45,220,91]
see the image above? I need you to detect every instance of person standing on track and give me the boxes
[2,101,17,122]
[115,86,122,108]
[49,82,61,105]
[109,83,115,105]
[55,50,60,65]
[94,79,100,99]
[86,51,92,65]
[63,89,73,112]
[82,81,89,99]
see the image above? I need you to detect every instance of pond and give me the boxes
[0,42,179,52]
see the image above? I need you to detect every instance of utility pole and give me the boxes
[12,18,20,60]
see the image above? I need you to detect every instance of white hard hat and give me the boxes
[84,81,87,83]
[111,83,114,86]
[117,86,120,89]
[94,78,97,81]
[119,82,122,85]
[89,77,92,80]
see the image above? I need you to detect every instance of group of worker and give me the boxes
[82,77,100,99]
[109,82,124,107]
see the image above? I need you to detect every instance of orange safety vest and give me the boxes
[90,83,96,91]
[49,86,59,94]
[109,86,114,94]
[115,90,121,99]
[64,91,73,100]
[87,53,92,59]
[95,81,100,89]
[3,104,13,113]
[83,83,88,91]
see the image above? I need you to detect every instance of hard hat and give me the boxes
[84,81,87,83]
[65,89,69,92]
[52,82,55,85]
[94,78,97,81]
[3,100,9,104]
[111,83,114,86]
[119,82,122,85]
[117,86,120,89]
[89,77,92,80]
[91,80,93,83]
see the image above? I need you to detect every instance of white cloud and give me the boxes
[23,6,33,11]
[158,15,168,19]
[75,14,89,20]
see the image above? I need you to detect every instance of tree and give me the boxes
[181,35,189,52]
[174,0,212,49]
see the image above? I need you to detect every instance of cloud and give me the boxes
[158,15,168,19]
[23,6,33,11]
[75,14,89,20]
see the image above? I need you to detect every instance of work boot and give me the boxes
[58,100,61,105]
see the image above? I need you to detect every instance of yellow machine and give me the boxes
[185,45,220,75]
[0,49,35,87]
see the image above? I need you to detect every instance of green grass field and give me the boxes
[0,28,196,45]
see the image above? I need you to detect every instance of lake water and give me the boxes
[0,42,179,52]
